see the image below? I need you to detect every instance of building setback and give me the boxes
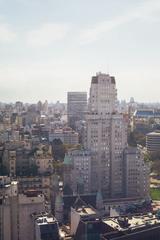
[85,73,127,198]
[64,72,150,201]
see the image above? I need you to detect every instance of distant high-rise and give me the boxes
[85,72,127,198]
[146,131,160,152]
[67,92,87,129]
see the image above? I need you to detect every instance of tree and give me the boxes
[143,152,151,163]
[150,151,160,175]
[128,130,146,147]
[52,139,66,161]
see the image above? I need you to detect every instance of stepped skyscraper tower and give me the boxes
[85,72,127,198]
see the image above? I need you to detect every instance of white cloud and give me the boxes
[27,23,70,47]
[0,23,16,43]
[79,0,160,44]
[130,0,160,21]
[79,15,130,44]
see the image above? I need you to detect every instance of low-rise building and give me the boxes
[49,127,79,145]
[132,109,160,133]
[70,197,98,236]
[69,150,92,194]
[70,200,160,240]
[18,175,53,201]
[101,214,160,240]
[146,131,160,152]
[123,147,150,198]
[0,178,45,240]
[34,144,53,174]
[34,213,60,240]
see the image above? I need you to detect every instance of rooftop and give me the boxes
[76,206,97,217]
[36,216,57,225]
[134,110,154,117]
[147,131,160,136]
[92,73,115,84]
[103,214,160,232]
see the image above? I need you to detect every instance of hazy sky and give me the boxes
[0,0,160,103]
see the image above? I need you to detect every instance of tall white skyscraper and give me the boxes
[85,72,127,198]
[88,72,117,114]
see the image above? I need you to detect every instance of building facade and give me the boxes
[67,92,87,130]
[0,178,45,240]
[69,150,92,194]
[124,147,150,198]
[85,73,127,198]
[146,131,160,152]
[34,214,60,240]
[49,127,79,145]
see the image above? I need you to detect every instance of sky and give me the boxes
[0,0,160,103]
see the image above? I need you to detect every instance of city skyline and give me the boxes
[0,0,160,102]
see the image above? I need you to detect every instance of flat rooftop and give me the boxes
[147,132,160,136]
[76,206,97,216]
[103,214,160,232]
[36,216,57,225]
